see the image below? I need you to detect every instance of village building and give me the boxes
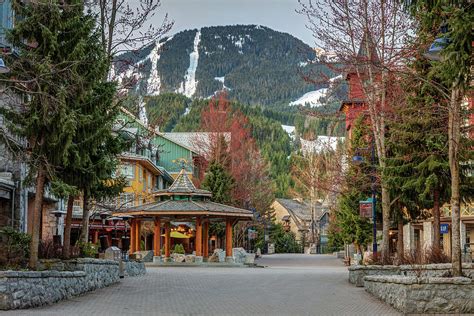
[272,198,330,253]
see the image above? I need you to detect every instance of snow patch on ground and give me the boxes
[138,97,148,125]
[183,107,191,116]
[289,88,329,107]
[298,61,308,67]
[214,76,225,83]
[301,136,344,154]
[281,125,296,140]
[177,30,201,98]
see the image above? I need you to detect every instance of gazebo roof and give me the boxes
[153,168,212,197]
[114,167,253,220]
[114,199,253,219]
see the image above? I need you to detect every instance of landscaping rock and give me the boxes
[233,248,247,264]
[185,255,195,263]
[245,253,256,264]
[173,254,185,263]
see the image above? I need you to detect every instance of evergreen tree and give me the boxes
[201,161,234,204]
[0,0,101,267]
[385,57,450,253]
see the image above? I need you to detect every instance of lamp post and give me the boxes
[352,136,377,256]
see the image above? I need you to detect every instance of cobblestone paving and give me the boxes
[6,254,399,316]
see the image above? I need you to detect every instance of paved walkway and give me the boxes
[6,254,399,316]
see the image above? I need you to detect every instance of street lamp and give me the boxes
[352,138,377,255]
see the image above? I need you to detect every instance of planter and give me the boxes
[348,265,399,287]
[364,275,474,314]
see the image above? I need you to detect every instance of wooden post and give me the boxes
[203,221,209,259]
[135,219,141,252]
[153,217,161,256]
[130,219,136,253]
[164,222,170,259]
[225,218,233,259]
[195,217,203,257]
[93,230,99,244]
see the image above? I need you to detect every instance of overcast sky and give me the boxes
[152,0,315,46]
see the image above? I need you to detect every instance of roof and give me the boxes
[153,168,212,197]
[163,132,231,155]
[114,199,253,219]
[276,198,328,222]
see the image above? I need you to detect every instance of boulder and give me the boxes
[232,247,248,264]
[185,255,195,263]
[173,254,185,263]
[245,253,256,264]
[256,248,262,258]
[211,248,225,262]
[208,254,219,262]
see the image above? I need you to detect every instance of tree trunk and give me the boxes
[62,195,75,258]
[397,217,404,258]
[381,183,391,261]
[432,189,441,252]
[79,191,89,244]
[29,165,46,269]
[449,86,462,276]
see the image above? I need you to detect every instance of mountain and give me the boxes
[113,25,335,106]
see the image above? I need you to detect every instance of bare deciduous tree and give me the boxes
[299,0,414,259]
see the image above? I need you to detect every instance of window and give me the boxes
[119,193,134,207]
[147,173,152,191]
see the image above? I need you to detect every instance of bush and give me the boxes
[76,241,98,258]
[38,239,62,259]
[0,226,31,269]
[172,244,185,254]
[270,223,301,253]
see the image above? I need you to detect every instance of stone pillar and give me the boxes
[164,222,171,261]
[153,217,161,263]
[130,219,136,253]
[225,218,234,263]
[195,217,203,262]
[422,221,433,251]
[135,219,141,253]
[403,223,415,253]
[203,221,209,260]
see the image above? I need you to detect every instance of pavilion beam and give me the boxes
[153,217,161,263]
[164,222,171,261]
[203,220,209,260]
[225,218,234,263]
[195,216,203,262]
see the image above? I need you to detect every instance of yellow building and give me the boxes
[118,153,174,209]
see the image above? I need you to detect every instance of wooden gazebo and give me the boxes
[113,168,253,263]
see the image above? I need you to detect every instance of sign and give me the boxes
[248,229,257,240]
[440,223,449,234]
[359,198,373,218]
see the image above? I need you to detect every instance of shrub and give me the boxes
[172,244,185,254]
[76,241,99,258]
[0,226,31,269]
[38,239,62,259]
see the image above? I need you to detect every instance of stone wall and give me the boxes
[348,265,400,287]
[124,260,146,277]
[349,263,474,287]
[0,259,119,310]
[364,275,474,314]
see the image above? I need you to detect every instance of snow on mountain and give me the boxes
[177,29,201,98]
[146,37,173,95]
[301,136,344,154]
[289,88,328,107]
[214,76,231,91]
[281,125,296,139]
[289,74,342,107]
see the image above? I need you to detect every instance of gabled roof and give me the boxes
[276,198,328,222]
[163,132,230,155]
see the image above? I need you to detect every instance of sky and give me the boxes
[152,0,315,46]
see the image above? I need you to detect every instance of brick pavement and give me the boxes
[5,254,399,316]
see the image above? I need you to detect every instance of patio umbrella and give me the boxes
[161,231,191,239]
